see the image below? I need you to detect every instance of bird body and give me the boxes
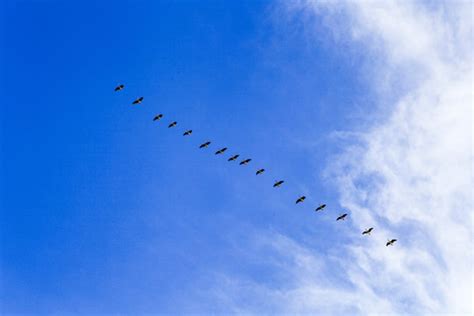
[362,227,374,235]
[273,180,284,187]
[295,196,306,204]
[132,97,143,104]
[228,154,239,161]
[183,130,192,136]
[215,147,228,155]
[386,239,397,246]
[336,213,348,221]
[239,159,251,165]
[168,121,177,128]
[153,114,163,121]
[199,141,211,149]
[114,84,124,91]
[256,169,265,175]
[315,204,326,212]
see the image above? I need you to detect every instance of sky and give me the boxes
[0,0,472,315]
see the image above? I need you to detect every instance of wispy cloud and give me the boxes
[185,1,472,315]
[321,1,473,313]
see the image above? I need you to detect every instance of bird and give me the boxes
[168,121,177,128]
[386,239,397,246]
[228,154,239,161]
[114,84,124,91]
[215,147,227,155]
[362,227,374,235]
[315,204,326,212]
[132,97,143,104]
[273,180,284,188]
[199,141,211,149]
[256,169,265,175]
[183,130,192,136]
[295,196,306,204]
[336,213,348,221]
[240,159,251,165]
[153,114,163,121]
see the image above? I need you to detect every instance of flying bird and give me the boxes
[114,84,124,91]
[239,159,251,165]
[199,141,211,149]
[315,204,326,212]
[386,239,397,246]
[168,121,177,128]
[228,154,239,161]
[336,213,348,221]
[132,97,143,104]
[215,147,228,155]
[183,130,192,136]
[362,227,374,235]
[295,196,306,204]
[273,180,284,188]
[153,114,163,121]
[256,169,265,175]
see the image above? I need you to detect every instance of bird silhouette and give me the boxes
[256,169,265,175]
[239,159,251,165]
[199,141,211,149]
[153,114,163,121]
[386,239,397,246]
[315,204,326,212]
[215,147,227,155]
[273,180,284,188]
[132,97,143,104]
[114,84,124,92]
[336,213,348,221]
[228,154,239,161]
[295,196,306,204]
[362,227,374,235]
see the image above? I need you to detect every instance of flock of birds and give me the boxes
[115,84,397,247]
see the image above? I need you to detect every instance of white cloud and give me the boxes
[321,1,473,314]
[192,1,472,315]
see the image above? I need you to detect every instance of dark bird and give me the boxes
[315,204,327,212]
[273,180,284,188]
[132,97,143,104]
[295,196,306,204]
[215,147,228,155]
[183,130,193,136]
[336,213,348,221]
[256,169,265,175]
[386,239,397,246]
[168,121,177,128]
[199,141,211,149]
[114,84,124,91]
[228,154,239,161]
[153,114,163,121]
[362,227,374,235]
[239,159,251,165]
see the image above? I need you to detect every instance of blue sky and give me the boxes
[1,0,472,315]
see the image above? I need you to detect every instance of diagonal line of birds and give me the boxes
[116,84,397,248]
